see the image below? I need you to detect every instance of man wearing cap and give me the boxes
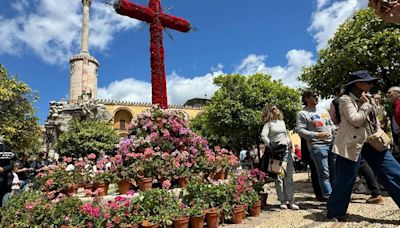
[387,86,400,159]
[296,90,336,201]
[327,70,400,221]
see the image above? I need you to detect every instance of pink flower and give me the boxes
[104,213,110,219]
[162,180,171,190]
[87,153,96,160]
[163,129,170,137]
[161,152,170,160]
[150,132,159,139]
[64,157,73,163]
[24,202,36,210]
[64,216,70,222]
[45,179,54,187]
[126,190,135,195]
[115,196,127,202]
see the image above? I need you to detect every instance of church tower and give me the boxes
[69,0,99,104]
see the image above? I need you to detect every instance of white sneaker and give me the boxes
[288,203,299,210]
[280,203,288,210]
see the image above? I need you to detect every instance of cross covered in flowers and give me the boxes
[114,0,191,108]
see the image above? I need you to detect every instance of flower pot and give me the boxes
[241,204,248,220]
[177,177,189,188]
[190,215,205,228]
[138,178,153,192]
[259,192,268,209]
[231,206,244,224]
[94,182,109,196]
[118,180,133,194]
[63,184,78,196]
[206,208,219,228]
[141,220,159,228]
[172,216,190,228]
[82,183,94,196]
[249,200,262,217]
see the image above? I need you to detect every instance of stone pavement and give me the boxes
[224,172,400,228]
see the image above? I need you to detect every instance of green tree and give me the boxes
[57,118,119,157]
[0,64,41,152]
[300,9,400,97]
[190,73,302,151]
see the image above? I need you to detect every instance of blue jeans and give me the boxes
[311,146,332,199]
[328,151,337,189]
[327,143,400,218]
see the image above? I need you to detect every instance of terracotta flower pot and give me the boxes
[190,215,205,228]
[177,177,189,188]
[172,216,190,228]
[231,206,244,224]
[63,184,78,196]
[205,208,219,228]
[249,200,262,217]
[94,182,109,196]
[118,180,133,194]
[138,178,153,192]
[141,220,159,228]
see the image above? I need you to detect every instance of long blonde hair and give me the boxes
[262,104,284,123]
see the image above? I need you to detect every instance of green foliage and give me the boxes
[300,9,400,97]
[0,64,41,152]
[190,73,301,151]
[57,118,119,157]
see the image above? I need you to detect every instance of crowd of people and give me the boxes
[259,70,400,221]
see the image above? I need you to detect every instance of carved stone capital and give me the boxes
[82,0,91,7]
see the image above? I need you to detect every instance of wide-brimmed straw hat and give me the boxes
[344,70,379,86]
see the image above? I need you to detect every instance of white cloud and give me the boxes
[0,0,140,64]
[98,78,152,103]
[235,50,314,87]
[309,0,368,50]
[98,70,222,105]
[98,50,314,105]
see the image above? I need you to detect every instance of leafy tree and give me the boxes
[190,73,302,152]
[57,118,119,157]
[0,64,41,152]
[300,9,400,97]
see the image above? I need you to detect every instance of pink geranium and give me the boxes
[87,153,96,160]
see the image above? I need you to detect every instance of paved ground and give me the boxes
[224,172,400,228]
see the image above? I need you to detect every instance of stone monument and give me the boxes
[45,0,111,152]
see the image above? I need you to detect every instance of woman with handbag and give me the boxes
[327,70,400,221]
[261,105,299,210]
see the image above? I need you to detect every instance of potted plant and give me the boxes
[115,164,135,194]
[92,170,117,196]
[189,201,207,228]
[171,203,190,228]
[135,188,178,227]
[247,190,261,217]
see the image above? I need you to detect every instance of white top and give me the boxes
[261,120,290,147]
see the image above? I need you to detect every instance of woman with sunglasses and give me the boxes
[261,105,299,210]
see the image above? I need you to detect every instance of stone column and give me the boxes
[81,0,91,54]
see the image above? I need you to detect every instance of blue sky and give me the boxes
[0,0,368,124]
